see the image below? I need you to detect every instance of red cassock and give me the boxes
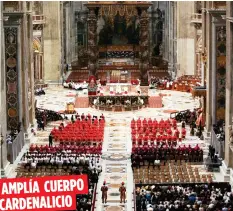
[143,119,147,124]
[175,130,180,137]
[172,136,177,142]
[148,118,152,124]
[159,119,164,124]
[29,145,35,152]
[194,144,200,150]
[167,135,172,142]
[167,129,172,135]
[181,128,186,138]
[157,136,161,143]
[137,138,142,145]
[162,135,166,142]
[172,119,177,126]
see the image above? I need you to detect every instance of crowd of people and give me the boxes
[131,144,203,167]
[172,109,198,124]
[135,183,233,211]
[35,108,63,130]
[20,143,100,211]
[171,108,205,138]
[20,144,102,176]
[149,76,173,90]
[17,112,106,211]
[131,118,187,146]
[50,114,105,143]
[63,80,88,91]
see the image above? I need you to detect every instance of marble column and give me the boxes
[0,2,10,178]
[205,9,212,131]
[26,2,35,126]
[4,14,23,130]
[65,4,71,64]
[43,2,62,83]
[139,8,149,84]
[224,2,233,169]
[87,8,97,76]
[211,20,217,124]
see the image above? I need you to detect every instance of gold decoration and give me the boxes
[99,5,138,26]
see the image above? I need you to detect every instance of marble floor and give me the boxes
[8,86,224,211]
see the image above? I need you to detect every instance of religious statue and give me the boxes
[119,182,126,203]
[101,181,108,204]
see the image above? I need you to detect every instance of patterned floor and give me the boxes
[8,86,224,211]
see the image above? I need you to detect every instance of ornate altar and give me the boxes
[85,1,152,83]
[89,95,149,112]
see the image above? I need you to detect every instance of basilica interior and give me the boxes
[0,1,233,211]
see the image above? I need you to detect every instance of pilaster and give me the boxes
[206,10,212,131]
[43,2,62,83]
[0,2,10,178]
[224,1,233,173]
[3,13,23,130]
[139,8,149,84]
[211,20,217,124]
[87,8,98,76]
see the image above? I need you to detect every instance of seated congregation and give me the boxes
[131,117,187,146]
[135,183,232,211]
[149,75,201,92]
[16,113,105,211]
[50,113,105,143]
[131,117,211,184]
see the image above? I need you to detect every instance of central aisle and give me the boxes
[95,114,133,211]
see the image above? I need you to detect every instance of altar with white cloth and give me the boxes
[106,83,132,94]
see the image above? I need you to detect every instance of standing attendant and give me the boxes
[101,181,108,204]
[49,133,53,147]
[119,182,126,203]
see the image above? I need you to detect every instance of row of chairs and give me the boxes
[133,162,213,184]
